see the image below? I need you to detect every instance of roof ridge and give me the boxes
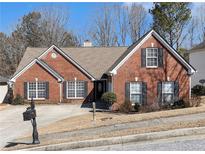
[26,46,128,49]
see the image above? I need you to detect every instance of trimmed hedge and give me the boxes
[101,92,117,105]
[191,85,205,96]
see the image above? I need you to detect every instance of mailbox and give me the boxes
[23,107,36,121]
[23,98,40,144]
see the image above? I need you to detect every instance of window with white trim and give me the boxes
[28,82,46,99]
[130,82,142,104]
[67,81,85,98]
[146,48,158,67]
[162,82,174,103]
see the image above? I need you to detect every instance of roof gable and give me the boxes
[13,46,127,80]
[11,58,64,82]
[109,30,196,75]
[39,45,96,80]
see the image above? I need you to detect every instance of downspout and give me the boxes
[189,75,191,99]
[59,82,62,103]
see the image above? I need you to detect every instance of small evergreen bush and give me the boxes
[191,85,205,96]
[101,92,117,105]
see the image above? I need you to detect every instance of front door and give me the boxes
[95,80,106,100]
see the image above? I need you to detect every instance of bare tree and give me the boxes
[0,33,18,76]
[114,4,128,46]
[88,5,117,46]
[196,4,205,42]
[38,5,77,47]
[187,17,197,48]
[127,3,148,43]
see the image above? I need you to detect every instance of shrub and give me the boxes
[139,103,160,113]
[119,100,133,113]
[101,92,117,105]
[12,94,24,105]
[134,103,140,112]
[170,99,185,109]
[185,96,202,107]
[191,85,205,96]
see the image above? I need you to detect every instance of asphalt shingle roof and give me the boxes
[14,46,128,79]
[0,76,8,82]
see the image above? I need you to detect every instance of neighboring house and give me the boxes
[187,41,205,87]
[0,76,8,103]
[10,30,196,107]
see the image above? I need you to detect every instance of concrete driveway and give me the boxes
[0,104,89,149]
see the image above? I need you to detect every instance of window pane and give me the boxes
[68,81,75,90]
[130,83,141,93]
[29,82,36,90]
[76,81,84,97]
[130,94,141,104]
[37,82,46,98]
[163,94,173,102]
[29,91,36,98]
[68,90,75,97]
[162,82,173,93]
[38,91,46,98]
[76,90,84,97]
[146,48,158,67]
[28,83,36,98]
[38,82,46,90]
[76,81,84,90]
[67,81,75,97]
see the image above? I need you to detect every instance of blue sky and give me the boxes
[0,2,203,37]
[0,2,151,36]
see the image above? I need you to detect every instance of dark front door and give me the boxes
[95,80,106,100]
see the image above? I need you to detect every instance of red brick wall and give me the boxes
[41,48,94,103]
[14,63,60,103]
[13,47,94,104]
[113,35,190,105]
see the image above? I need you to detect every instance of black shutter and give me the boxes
[125,82,130,101]
[157,82,162,104]
[45,82,49,99]
[142,82,147,105]
[84,81,88,98]
[174,81,179,101]
[158,48,163,67]
[63,81,67,99]
[24,82,27,99]
[141,48,146,67]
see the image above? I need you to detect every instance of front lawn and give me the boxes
[37,105,205,135]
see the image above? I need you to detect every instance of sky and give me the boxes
[0,2,153,36]
[0,2,204,40]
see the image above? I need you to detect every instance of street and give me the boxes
[74,134,205,151]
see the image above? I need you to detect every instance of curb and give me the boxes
[20,126,205,151]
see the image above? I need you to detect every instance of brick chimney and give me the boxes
[83,40,92,47]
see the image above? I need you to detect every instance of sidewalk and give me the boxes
[11,127,205,151]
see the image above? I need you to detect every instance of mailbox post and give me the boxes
[92,102,96,121]
[23,98,40,144]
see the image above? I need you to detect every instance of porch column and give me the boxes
[108,74,113,92]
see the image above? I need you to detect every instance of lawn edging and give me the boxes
[19,126,205,151]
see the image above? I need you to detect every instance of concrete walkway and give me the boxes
[0,104,89,149]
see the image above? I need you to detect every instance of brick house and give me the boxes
[10,30,196,107]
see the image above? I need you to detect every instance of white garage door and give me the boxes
[0,85,8,103]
